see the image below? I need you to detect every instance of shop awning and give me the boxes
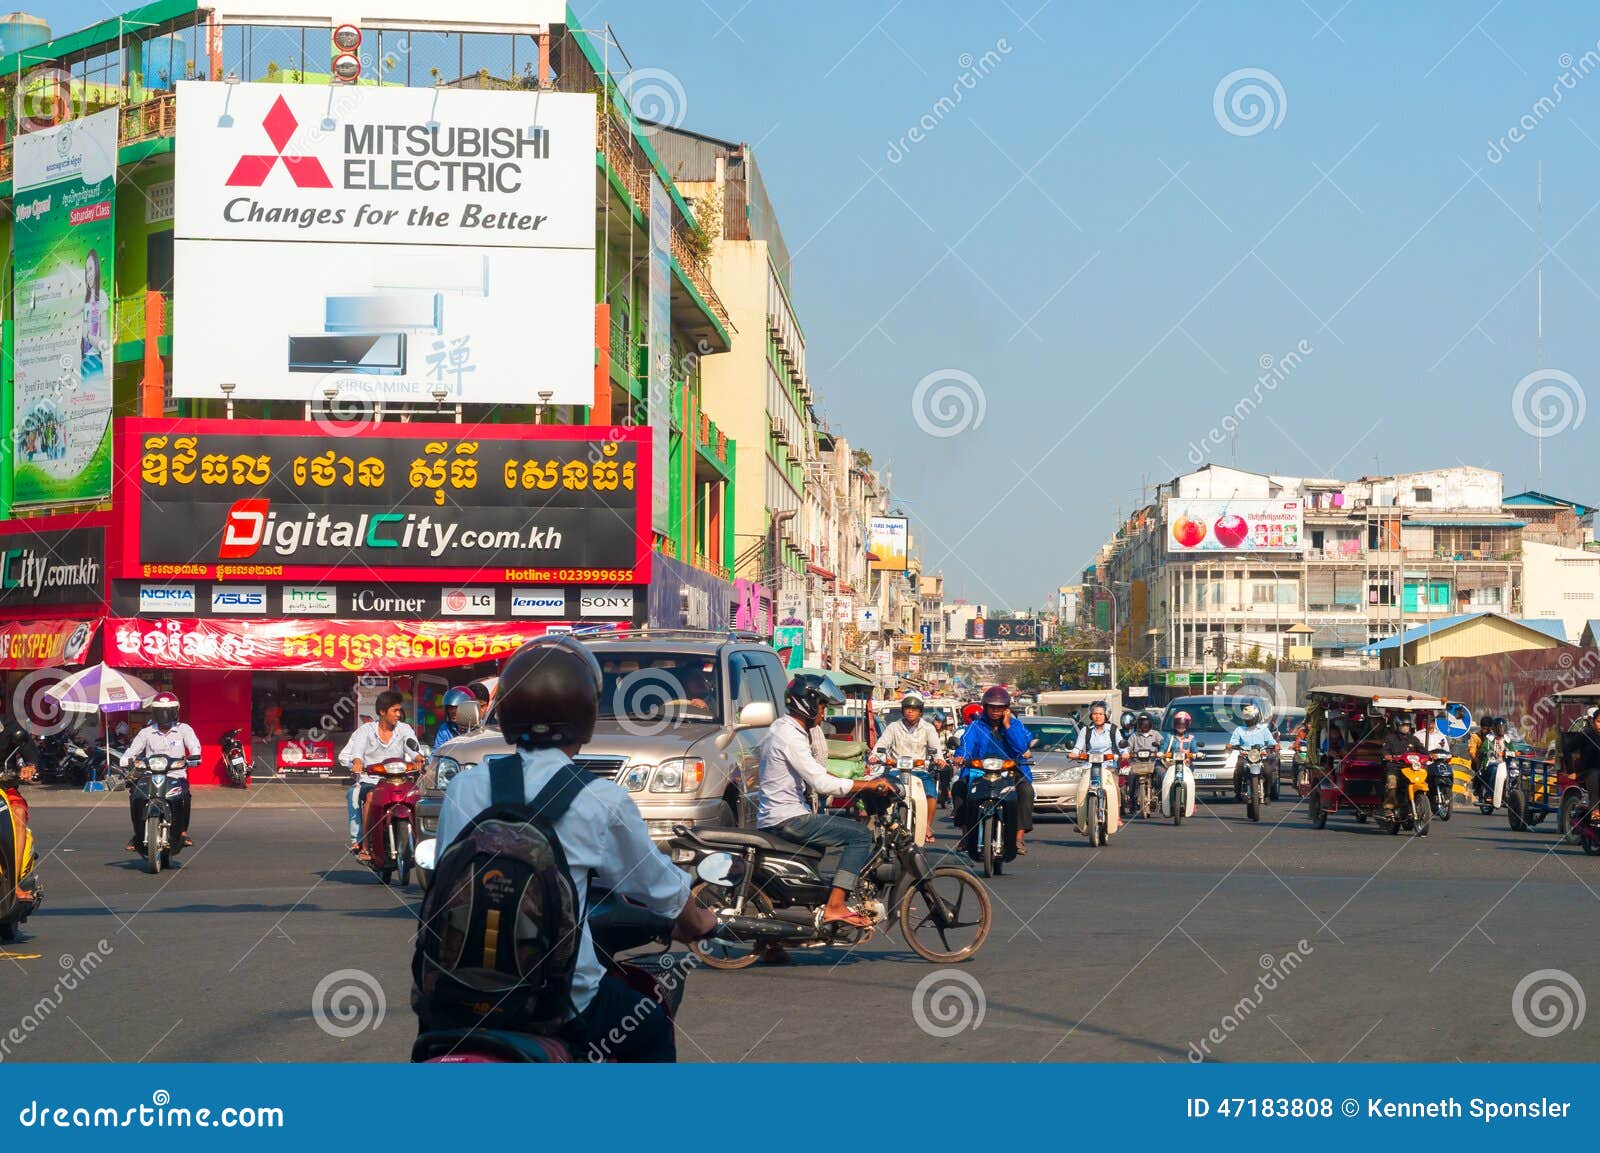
[0,618,99,669]
[106,618,626,672]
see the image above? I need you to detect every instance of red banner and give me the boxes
[0,619,99,669]
[106,617,622,672]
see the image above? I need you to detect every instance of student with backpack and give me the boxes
[416,636,716,1062]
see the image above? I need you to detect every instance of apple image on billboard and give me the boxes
[1173,516,1207,549]
[1213,513,1249,549]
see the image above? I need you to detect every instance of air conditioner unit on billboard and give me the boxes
[324,294,443,333]
[287,333,406,375]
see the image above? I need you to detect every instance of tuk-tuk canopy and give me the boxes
[1551,683,1600,702]
[792,667,876,695]
[1307,684,1447,712]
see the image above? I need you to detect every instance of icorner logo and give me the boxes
[140,585,195,613]
[226,96,333,189]
[211,585,268,614]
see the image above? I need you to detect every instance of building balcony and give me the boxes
[0,92,176,183]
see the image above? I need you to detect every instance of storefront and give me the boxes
[647,552,734,630]
[105,418,651,783]
[0,513,111,739]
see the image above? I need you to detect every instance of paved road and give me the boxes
[6,788,1599,1062]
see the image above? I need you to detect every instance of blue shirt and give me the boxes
[432,721,464,750]
[955,718,1034,782]
[1161,732,1197,757]
[1228,724,1279,751]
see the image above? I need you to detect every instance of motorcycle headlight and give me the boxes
[981,757,1005,772]
[650,758,706,793]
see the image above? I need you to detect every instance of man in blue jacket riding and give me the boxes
[952,686,1035,859]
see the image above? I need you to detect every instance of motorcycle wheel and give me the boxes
[145,814,163,875]
[1308,790,1326,829]
[1558,791,1583,844]
[1173,785,1185,827]
[982,812,998,878]
[1582,831,1600,857]
[686,881,772,970]
[899,867,992,963]
[394,820,414,887]
[1083,796,1100,848]
[1246,779,1261,823]
[1412,794,1430,838]
[1507,787,1529,832]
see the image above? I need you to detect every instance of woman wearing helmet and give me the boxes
[430,636,716,1062]
[121,692,201,853]
[1160,710,1198,818]
[951,686,1036,858]
[758,673,896,929]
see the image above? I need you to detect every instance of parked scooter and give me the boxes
[130,754,192,874]
[362,741,424,886]
[219,728,253,789]
[0,756,41,941]
[412,891,696,1062]
[36,733,90,787]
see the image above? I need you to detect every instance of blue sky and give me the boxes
[36,1,1600,609]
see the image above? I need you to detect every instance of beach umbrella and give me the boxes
[44,664,156,714]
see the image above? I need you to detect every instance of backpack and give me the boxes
[412,754,595,1034]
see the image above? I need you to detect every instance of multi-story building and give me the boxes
[1096,464,1529,674]
[0,1,738,779]
[1521,540,1600,641]
[658,126,813,626]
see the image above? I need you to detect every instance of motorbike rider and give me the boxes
[1071,701,1123,837]
[1572,709,1600,823]
[339,691,422,859]
[1226,702,1279,798]
[760,673,896,930]
[1481,716,1511,810]
[430,636,716,1062]
[871,692,944,844]
[431,687,477,750]
[0,735,36,822]
[930,712,955,808]
[1160,709,1198,818]
[1123,713,1163,813]
[121,692,200,852]
[952,686,1036,857]
[1380,714,1427,817]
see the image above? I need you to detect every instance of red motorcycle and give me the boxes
[362,746,423,886]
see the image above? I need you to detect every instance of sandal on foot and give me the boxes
[821,908,872,930]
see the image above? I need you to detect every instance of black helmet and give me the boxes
[785,673,844,722]
[1137,713,1153,729]
[980,686,1011,709]
[497,636,602,750]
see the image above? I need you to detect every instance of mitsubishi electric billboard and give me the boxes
[172,83,595,407]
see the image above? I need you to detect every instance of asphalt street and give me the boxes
[5,786,1600,1063]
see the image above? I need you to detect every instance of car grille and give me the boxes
[576,756,627,781]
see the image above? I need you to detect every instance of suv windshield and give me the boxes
[595,651,722,725]
[1163,701,1266,732]
[1020,718,1079,749]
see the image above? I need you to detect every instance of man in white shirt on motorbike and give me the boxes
[121,691,201,852]
[870,693,944,844]
[1071,702,1123,837]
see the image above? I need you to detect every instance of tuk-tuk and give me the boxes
[1304,685,1447,835]
[1545,682,1600,843]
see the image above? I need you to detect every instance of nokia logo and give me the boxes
[140,585,196,613]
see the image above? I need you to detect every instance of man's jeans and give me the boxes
[573,971,675,1063]
[347,777,378,841]
[770,812,873,893]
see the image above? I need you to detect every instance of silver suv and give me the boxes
[416,632,785,860]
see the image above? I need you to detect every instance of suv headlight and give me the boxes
[621,764,652,792]
[649,758,706,794]
[429,756,471,790]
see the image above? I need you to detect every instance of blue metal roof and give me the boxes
[1352,613,1570,654]
[1505,491,1596,517]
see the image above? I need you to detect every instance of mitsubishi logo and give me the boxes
[226,96,333,188]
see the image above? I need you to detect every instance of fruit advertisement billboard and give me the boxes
[1165,498,1303,554]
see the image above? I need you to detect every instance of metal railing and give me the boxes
[0,93,177,182]
[113,293,172,345]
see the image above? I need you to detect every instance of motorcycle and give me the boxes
[0,758,41,942]
[1427,750,1454,821]
[1160,747,1197,825]
[37,733,90,787]
[1234,746,1272,822]
[131,754,192,874]
[866,755,935,846]
[362,742,423,886]
[1076,751,1115,847]
[669,773,993,968]
[219,728,253,789]
[956,755,1022,877]
[1124,749,1158,819]
[1379,753,1431,838]
[412,891,696,1063]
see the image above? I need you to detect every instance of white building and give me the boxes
[1521,540,1600,641]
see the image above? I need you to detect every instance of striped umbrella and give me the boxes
[43,664,157,715]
